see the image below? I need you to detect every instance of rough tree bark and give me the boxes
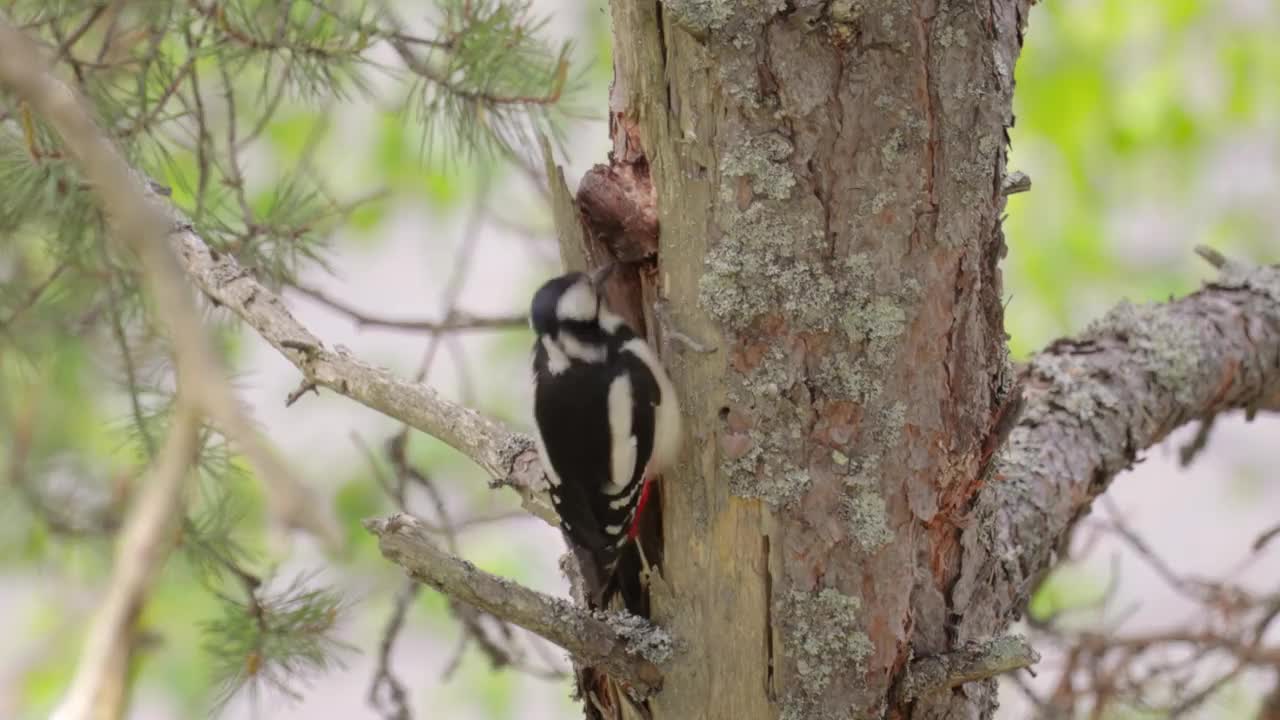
[576,2,1280,718]
[595,1,1042,718]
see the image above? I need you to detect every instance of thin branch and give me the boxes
[897,636,1040,702]
[51,400,201,720]
[290,284,527,334]
[364,513,668,696]
[1255,524,1280,553]
[169,222,556,526]
[367,579,418,720]
[0,261,68,332]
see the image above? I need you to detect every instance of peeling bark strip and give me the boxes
[365,514,669,695]
[953,260,1280,641]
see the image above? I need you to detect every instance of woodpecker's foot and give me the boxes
[635,541,653,586]
[654,300,716,354]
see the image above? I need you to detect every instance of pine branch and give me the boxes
[0,16,355,718]
[290,283,528,334]
[0,18,341,550]
[365,513,669,697]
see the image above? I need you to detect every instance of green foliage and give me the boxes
[404,0,581,156]
[202,574,351,708]
[1027,562,1107,624]
[1007,0,1280,356]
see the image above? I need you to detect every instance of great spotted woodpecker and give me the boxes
[529,265,681,613]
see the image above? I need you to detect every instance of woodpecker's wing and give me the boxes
[615,351,659,511]
[533,357,615,556]
[532,343,659,558]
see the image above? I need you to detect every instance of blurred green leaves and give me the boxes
[1007,0,1280,356]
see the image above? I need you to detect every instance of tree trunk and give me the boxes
[602,2,1033,717]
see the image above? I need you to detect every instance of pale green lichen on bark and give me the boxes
[814,254,915,401]
[937,25,969,49]
[698,178,825,329]
[829,0,864,23]
[724,430,812,505]
[841,486,892,550]
[722,132,796,199]
[781,588,873,718]
[705,190,824,504]
[1225,266,1280,303]
[1088,300,1203,406]
[603,609,675,665]
[880,128,905,167]
[1023,354,1122,422]
[662,0,730,34]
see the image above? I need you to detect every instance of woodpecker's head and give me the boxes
[530,264,615,337]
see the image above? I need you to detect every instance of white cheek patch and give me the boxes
[541,336,570,375]
[556,281,597,321]
[599,307,626,333]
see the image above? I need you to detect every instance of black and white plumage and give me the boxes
[529,267,681,612]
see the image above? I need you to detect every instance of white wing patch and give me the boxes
[556,281,597,321]
[621,338,682,474]
[605,373,639,495]
[598,306,626,333]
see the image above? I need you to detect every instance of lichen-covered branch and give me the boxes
[364,513,668,695]
[897,636,1039,702]
[169,227,556,526]
[952,256,1280,632]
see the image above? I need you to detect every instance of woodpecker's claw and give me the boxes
[635,541,652,586]
[653,300,716,354]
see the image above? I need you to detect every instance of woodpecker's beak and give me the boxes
[587,262,616,290]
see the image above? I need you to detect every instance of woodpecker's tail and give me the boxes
[598,482,662,616]
[571,486,662,719]
[597,542,648,616]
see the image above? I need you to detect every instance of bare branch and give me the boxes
[290,284,528,334]
[368,579,418,720]
[169,225,556,526]
[897,636,1040,702]
[51,400,201,720]
[364,513,669,696]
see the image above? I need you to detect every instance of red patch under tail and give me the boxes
[626,476,655,540]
